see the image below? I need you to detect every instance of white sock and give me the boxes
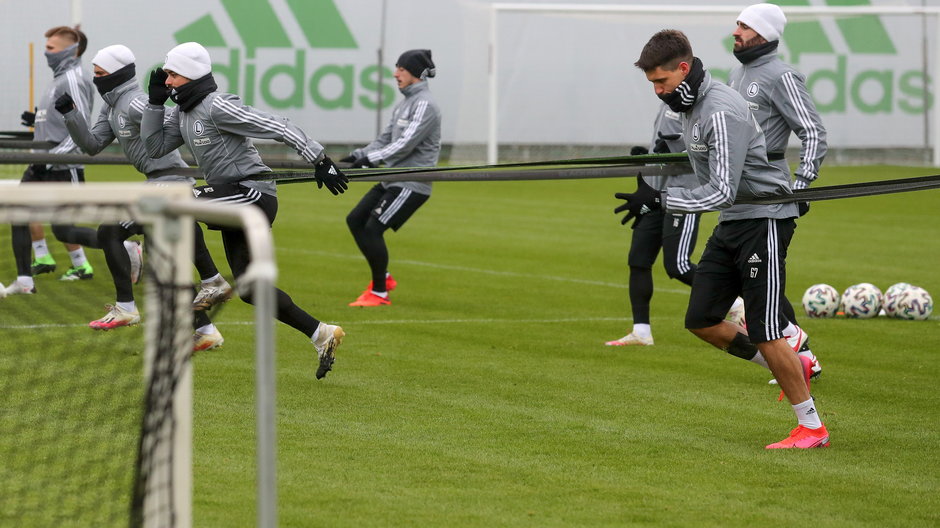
[632,323,652,338]
[731,296,744,310]
[202,273,222,286]
[750,351,769,369]
[117,301,136,313]
[17,276,34,289]
[792,398,823,429]
[32,239,51,259]
[371,290,389,298]
[782,322,798,339]
[196,323,216,335]
[798,350,816,361]
[68,248,87,267]
[311,324,322,343]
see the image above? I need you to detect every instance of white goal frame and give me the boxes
[0,183,278,528]
[488,3,940,165]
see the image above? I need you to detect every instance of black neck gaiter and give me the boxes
[658,57,705,113]
[733,40,779,64]
[93,63,137,96]
[170,73,218,112]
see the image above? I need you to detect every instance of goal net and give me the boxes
[0,183,277,528]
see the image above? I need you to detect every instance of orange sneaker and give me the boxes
[349,291,391,307]
[766,424,830,449]
[367,274,396,292]
[778,354,814,402]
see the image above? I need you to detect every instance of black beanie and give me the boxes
[397,49,435,79]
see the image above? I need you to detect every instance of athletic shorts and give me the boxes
[359,183,429,231]
[685,217,795,343]
[21,165,85,184]
[628,209,699,276]
[192,182,277,229]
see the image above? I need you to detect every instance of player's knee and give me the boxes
[50,224,71,242]
[346,211,362,232]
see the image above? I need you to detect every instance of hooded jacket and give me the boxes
[63,77,191,182]
[729,50,827,188]
[351,81,441,195]
[662,71,799,222]
[34,53,94,170]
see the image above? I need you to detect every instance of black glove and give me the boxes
[314,156,349,195]
[21,108,36,127]
[653,132,681,154]
[352,156,376,169]
[630,146,649,156]
[54,93,74,114]
[614,173,661,226]
[798,202,810,217]
[339,154,356,163]
[148,69,170,105]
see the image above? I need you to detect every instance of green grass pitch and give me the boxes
[1,164,938,527]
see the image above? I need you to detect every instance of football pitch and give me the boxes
[2,164,939,526]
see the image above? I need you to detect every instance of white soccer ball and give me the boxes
[841,283,883,319]
[894,286,934,321]
[802,284,840,318]
[882,282,913,317]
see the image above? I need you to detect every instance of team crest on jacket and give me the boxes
[691,123,700,142]
[193,120,205,136]
[747,82,759,97]
[118,114,127,128]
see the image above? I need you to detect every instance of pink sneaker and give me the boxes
[766,424,830,449]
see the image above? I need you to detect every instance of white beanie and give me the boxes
[163,42,212,80]
[92,44,135,74]
[737,3,787,42]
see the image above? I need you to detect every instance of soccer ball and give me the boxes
[882,282,913,317]
[841,283,883,318]
[802,284,840,318]
[894,286,934,321]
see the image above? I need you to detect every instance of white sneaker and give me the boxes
[5,279,36,296]
[125,240,143,284]
[0,282,5,299]
[193,329,224,352]
[605,333,654,346]
[726,297,746,327]
[89,304,141,330]
[312,322,345,379]
[193,276,234,311]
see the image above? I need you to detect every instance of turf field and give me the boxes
[1,164,938,527]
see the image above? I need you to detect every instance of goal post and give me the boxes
[487,3,940,166]
[0,183,277,528]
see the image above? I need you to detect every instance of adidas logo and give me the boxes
[192,188,202,197]
[639,205,651,215]
[806,408,816,415]
[747,253,762,264]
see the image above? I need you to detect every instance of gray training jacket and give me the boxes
[728,51,827,189]
[644,102,699,192]
[34,54,94,171]
[141,91,326,197]
[350,81,441,196]
[662,71,799,222]
[63,78,192,183]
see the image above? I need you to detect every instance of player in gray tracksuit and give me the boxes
[624,30,829,449]
[6,26,96,296]
[728,3,827,378]
[140,42,349,379]
[58,44,229,348]
[606,102,701,346]
[341,49,442,307]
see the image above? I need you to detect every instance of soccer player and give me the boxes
[341,49,441,307]
[56,44,231,350]
[140,42,349,379]
[729,3,828,380]
[606,102,700,346]
[621,30,829,448]
[8,25,97,292]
